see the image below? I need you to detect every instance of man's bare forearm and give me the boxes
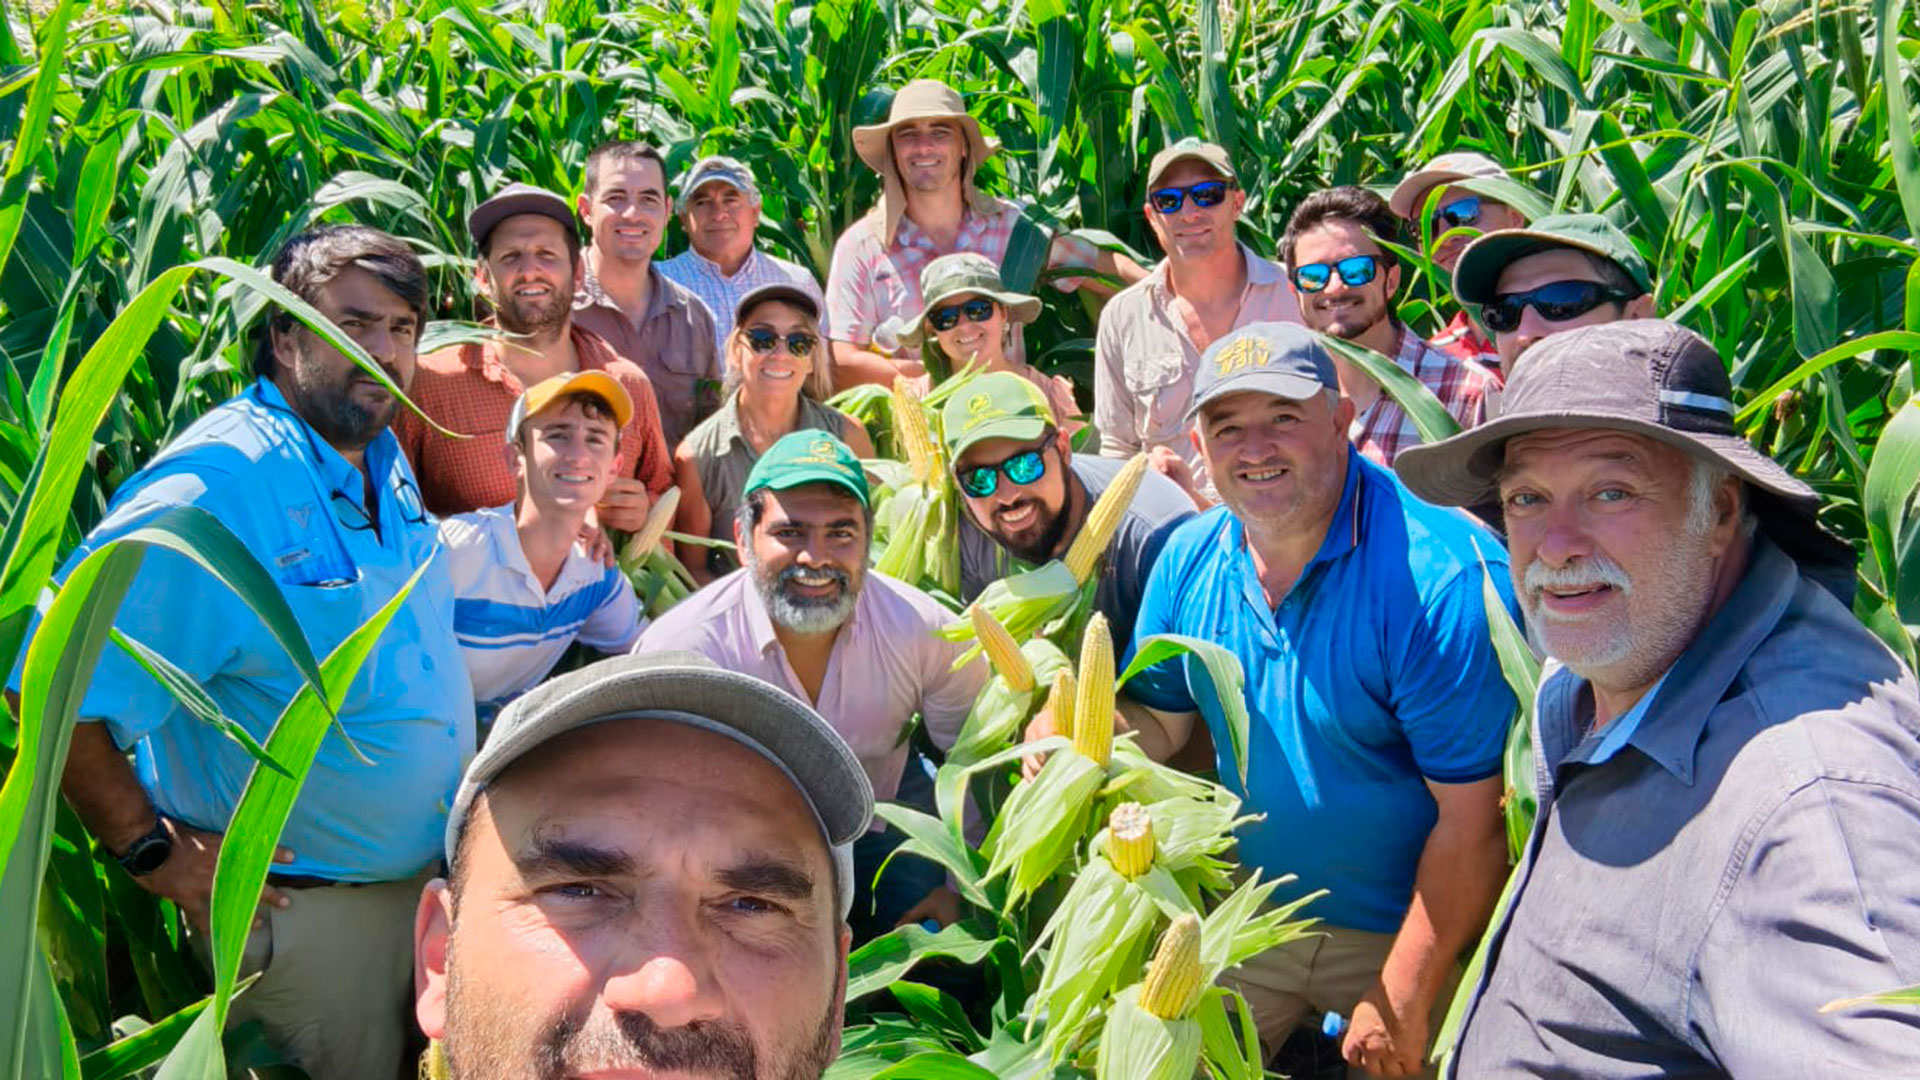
[63,721,160,853]
[830,342,917,389]
[1117,698,1195,763]
[1378,781,1508,1011]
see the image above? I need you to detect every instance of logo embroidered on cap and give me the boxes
[1214,336,1271,376]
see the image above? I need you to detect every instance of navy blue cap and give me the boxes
[1185,322,1341,422]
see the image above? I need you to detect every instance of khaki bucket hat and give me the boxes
[852,80,1000,243]
[899,253,1041,346]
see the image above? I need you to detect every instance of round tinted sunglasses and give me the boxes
[955,447,1048,498]
[1480,280,1640,334]
[1149,180,1232,214]
[1432,195,1483,232]
[1292,254,1380,293]
[928,297,997,333]
[744,327,817,357]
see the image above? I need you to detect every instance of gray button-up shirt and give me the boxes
[1452,538,1920,1077]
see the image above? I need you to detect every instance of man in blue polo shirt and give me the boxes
[35,225,470,1079]
[1114,323,1517,1075]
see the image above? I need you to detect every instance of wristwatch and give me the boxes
[115,817,174,877]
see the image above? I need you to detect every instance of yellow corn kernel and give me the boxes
[892,377,939,484]
[1064,452,1147,583]
[1108,802,1156,878]
[1138,913,1204,1020]
[1071,613,1115,767]
[1048,669,1076,745]
[971,605,1036,692]
[420,1041,449,1080]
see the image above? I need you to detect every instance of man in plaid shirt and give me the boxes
[1282,186,1495,468]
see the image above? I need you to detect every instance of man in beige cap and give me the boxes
[1092,136,1303,505]
[824,78,1144,388]
[1388,151,1530,372]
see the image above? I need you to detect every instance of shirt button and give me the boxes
[422,654,435,672]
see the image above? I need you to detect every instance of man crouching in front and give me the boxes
[412,651,874,1078]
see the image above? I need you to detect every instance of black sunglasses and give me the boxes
[928,297,997,333]
[744,327,817,357]
[1291,254,1380,293]
[1432,195,1483,232]
[954,446,1048,499]
[1149,180,1232,214]
[1480,280,1640,334]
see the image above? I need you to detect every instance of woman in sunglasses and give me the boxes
[673,283,875,583]
[901,253,1082,432]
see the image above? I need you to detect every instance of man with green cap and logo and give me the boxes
[633,430,985,938]
[942,371,1193,650]
[1450,213,1655,376]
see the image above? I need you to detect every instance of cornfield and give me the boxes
[2,0,1917,1074]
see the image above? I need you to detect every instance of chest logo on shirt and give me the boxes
[1215,337,1272,376]
[287,503,314,530]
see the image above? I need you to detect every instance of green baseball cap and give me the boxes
[1451,213,1653,305]
[939,372,1056,459]
[744,430,871,507]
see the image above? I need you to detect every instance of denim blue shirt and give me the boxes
[1126,450,1519,932]
[1453,539,1920,1076]
[50,381,472,882]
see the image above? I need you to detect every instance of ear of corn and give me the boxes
[1064,452,1147,583]
[891,376,939,485]
[619,485,681,568]
[1071,613,1115,767]
[420,1041,449,1080]
[1139,913,1204,1020]
[1048,668,1076,746]
[1107,802,1156,879]
[970,604,1035,692]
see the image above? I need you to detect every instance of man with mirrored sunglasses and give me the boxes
[1094,136,1303,506]
[940,372,1194,649]
[1451,213,1655,375]
[1389,151,1531,374]
[1284,185,1497,467]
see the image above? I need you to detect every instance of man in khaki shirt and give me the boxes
[1092,138,1302,504]
[571,140,722,447]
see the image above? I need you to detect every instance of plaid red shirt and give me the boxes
[1350,325,1497,468]
[393,323,674,517]
[1430,308,1502,383]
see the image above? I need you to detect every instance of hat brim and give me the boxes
[750,470,871,509]
[948,415,1051,462]
[1393,409,1818,509]
[1451,228,1650,304]
[1146,150,1238,190]
[852,116,998,178]
[734,284,821,328]
[899,288,1043,346]
[1184,371,1330,424]
[468,193,577,252]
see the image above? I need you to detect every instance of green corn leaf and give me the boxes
[846,922,1002,1002]
[1118,634,1252,786]
[1821,984,1920,1014]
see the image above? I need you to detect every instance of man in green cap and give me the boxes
[633,430,985,940]
[1450,213,1655,374]
[943,372,1193,649]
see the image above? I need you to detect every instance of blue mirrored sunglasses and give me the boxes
[1291,254,1380,293]
[1149,180,1232,214]
[955,448,1048,498]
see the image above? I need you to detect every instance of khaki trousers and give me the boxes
[207,871,430,1080]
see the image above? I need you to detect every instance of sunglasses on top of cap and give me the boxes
[744,327,817,357]
[1480,280,1640,334]
[1149,180,1232,215]
[955,445,1049,499]
[929,297,996,333]
[1291,254,1381,293]
[1432,195,1483,232]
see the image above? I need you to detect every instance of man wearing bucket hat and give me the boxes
[439,371,645,725]
[1392,320,1920,1077]
[635,431,986,938]
[1389,151,1531,368]
[1071,322,1517,1075]
[413,650,872,1078]
[901,253,1079,424]
[398,180,676,531]
[1094,136,1304,506]
[659,154,830,358]
[940,371,1193,650]
[824,78,1145,389]
[1451,212,1654,376]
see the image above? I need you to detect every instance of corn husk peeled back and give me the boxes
[618,486,698,617]
[1098,916,1206,1080]
[872,377,960,597]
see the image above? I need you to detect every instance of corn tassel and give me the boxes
[1138,913,1204,1020]
[892,376,939,484]
[971,605,1035,692]
[1072,613,1115,767]
[620,485,681,565]
[1107,802,1156,878]
[1047,668,1076,746]
[1064,452,1147,583]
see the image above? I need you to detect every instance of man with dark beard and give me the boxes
[414,651,873,1080]
[20,225,470,1079]
[942,372,1193,650]
[632,432,985,938]
[397,182,674,530]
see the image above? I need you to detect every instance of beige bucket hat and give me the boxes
[852,79,1000,243]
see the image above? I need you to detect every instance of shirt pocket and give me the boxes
[1125,351,1191,442]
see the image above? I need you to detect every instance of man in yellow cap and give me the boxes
[440,372,645,725]
[825,78,1145,388]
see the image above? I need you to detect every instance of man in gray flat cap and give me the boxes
[1394,319,1920,1077]
[414,651,872,1079]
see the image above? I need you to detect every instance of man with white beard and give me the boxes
[1394,319,1920,1077]
[633,431,985,938]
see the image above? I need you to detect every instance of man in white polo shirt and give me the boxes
[440,371,644,725]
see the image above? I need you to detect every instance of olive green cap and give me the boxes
[1146,136,1238,189]
[1451,213,1653,305]
[939,372,1056,459]
[900,253,1042,346]
[743,430,871,508]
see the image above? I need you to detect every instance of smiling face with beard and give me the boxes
[478,214,579,339]
[954,434,1073,565]
[269,265,420,455]
[738,485,870,636]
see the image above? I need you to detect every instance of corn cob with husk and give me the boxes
[1107,802,1155,879]
[1046,667,1076,745]
[872,377,960,596]
[1096,916,1206,1080]
[618,487,699,617]
[946,611,1069,767]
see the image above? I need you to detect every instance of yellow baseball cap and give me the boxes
[505,370,634,443]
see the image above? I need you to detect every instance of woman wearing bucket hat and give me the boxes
[902,253,1082,431]
[673,284,874,583]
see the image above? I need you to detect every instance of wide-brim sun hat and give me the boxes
[899,252,1041,346]
[1388,150,1510,220]
[851,79,1000,243]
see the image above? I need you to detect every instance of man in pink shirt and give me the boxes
[633,430,985,939]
